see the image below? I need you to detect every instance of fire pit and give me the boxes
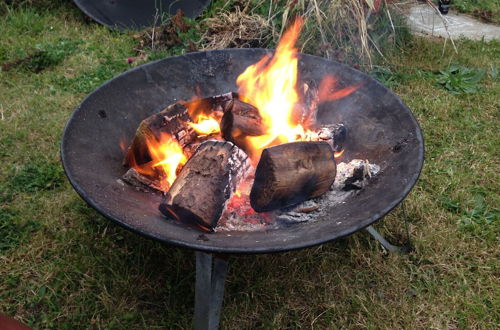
[61,48,423,253]
[61,44,423,328]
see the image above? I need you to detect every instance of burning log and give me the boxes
[123,102,195,167]
[159,140,251,231]
[250,141,336,212]
[124,92,235,168]
[220,98,266,150]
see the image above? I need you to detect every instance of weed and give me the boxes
[458,194,499,227]
[2,38,80,73]
[436,63,486,94]
[58,56,130,93]
[8,160,65,193]
[0,207,40,253]
[369,66,412,87]
[489,64,498,80]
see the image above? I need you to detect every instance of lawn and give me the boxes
[0,1,499,329]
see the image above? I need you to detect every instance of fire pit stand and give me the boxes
[61,49,424,330]
[194,224,408,330]
[194,252,229,330]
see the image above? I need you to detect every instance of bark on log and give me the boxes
[159,140,251,231]
[220,98,266,151]
[250,141,336,212]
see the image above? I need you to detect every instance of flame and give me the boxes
[318,75,360,103]
[181,96,222,136]
[236,18,305,155]
[334,149,345,159]
[234,18,360,159]
[188,114,220,136]
[133,133,187,191]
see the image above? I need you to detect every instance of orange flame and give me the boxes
[236,18,305,155]
[318,75,360,103]
[188,114,220,136]
[133,133,187,191]
[234,18,360,159]
[182,97,222,136]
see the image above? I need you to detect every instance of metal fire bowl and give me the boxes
[73,0,211,30]
[61,49,424,254]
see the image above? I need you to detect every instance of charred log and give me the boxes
[121,167,165,192]
[159,140,251,231]
[220,98,266,151]
[308,123,347,153]
[123,102,195,167]
[250,141,336,212]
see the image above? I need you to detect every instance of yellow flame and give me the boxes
[236,18,310,156]
[188,114,221,136]
[145,133,187,191]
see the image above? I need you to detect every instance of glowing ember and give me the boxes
[132,133,187,191]
[334,149,345,159]
[188,114,220,136]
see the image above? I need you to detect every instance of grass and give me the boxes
[452,0,500,24]
[1,1,499,329]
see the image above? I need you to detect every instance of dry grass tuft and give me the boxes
[198,6,275,50]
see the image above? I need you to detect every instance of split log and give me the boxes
[220,98,266,151]
[250,141,336,212]
[159,140,251,232]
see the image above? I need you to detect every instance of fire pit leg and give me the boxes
[365,226,408,254]
[194,252,229,330]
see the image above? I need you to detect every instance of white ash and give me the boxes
[334,160,380,190]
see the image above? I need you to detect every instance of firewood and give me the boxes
[250,141,336,212]
[121,167,164,192]
[159,140,251,231]
[124,102,195,167]
[124,92,235,168]
[220,98,266,151]
[309,123,347,152]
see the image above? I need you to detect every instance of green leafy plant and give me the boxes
[458,194,499,227]
[369,66,413,87]
[436,64,486,94]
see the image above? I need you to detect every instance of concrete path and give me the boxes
[406,4,500,41]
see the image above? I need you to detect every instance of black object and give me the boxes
[73,0,211,30]
[61,49,424,254]
[438,0,450,15]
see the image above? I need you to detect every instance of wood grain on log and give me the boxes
[250,141,336,212]
[159,140,251,231]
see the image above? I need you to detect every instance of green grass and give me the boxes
[1,2,499,329]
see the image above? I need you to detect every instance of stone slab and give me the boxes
[406,4,500,41]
